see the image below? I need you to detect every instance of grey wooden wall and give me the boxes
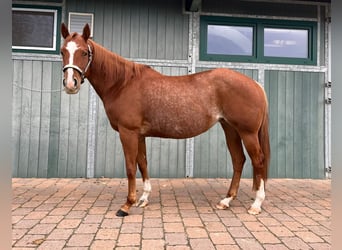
[265,70,325,178]
[12,60,89,177]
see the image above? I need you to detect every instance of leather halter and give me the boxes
[62,44,93,84]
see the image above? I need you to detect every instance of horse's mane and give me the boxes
[88,40,145,88]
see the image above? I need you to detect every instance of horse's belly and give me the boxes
[143,108,220,139]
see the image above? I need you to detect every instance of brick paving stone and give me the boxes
[221,217,243,227]
[165,233,188,245]
[182,217,203,227]
[281,236,312,250]
[83,214,104,224]
[235,238,264,250]
[12,215,24,224]
[309,242,331,250]
[215,245,241,250]
[95,228,119,240]
[163,213,182,223]
[166,246,191,250]
[295,231,324,243]
[282,221,308,232]
[67,234,95,247]
[263,243,290,250]
[268,226,295,237]
[143,218,162,228]
[24,211,48,220]
[227,226,253,238]
[120,222,142,233]
[49,207,72,216]
[65,210,87,219]
[27,223,56,235]
[90,240,116,249]
[75,223,100,234]
[209,232,235,245]
[186,226,209,238]
[12,228,27,240]
[117,233,141,246]
[203,221,226,232]
[141,239,165,250]
[189,238,215,250]
[47,228,74,240]
[164,222,185,233]
[13,219,40,229]
[14,234,46,247]
[37,240,66,250]
[40,215,64,224]
[142,227,164,239]
[57,219,82,229]
[12,208,34,216]
[252,231,281,244]
[243,221,268,231]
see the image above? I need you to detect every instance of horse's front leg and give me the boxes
[136,136,151,208]
[116,128,139,217]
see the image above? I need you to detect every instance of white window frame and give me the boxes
[12,7,59,52]
[68,12,94,37]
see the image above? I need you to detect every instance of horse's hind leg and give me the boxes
[136,136,151,208]
[241,133,267,215]
[217,121,246,210]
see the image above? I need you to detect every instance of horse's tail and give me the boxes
[253,101,271,191]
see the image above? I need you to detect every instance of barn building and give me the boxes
[12,0,331,179]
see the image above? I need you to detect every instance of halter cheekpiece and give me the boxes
[62,43,93,84]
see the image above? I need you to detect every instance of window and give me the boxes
[12,6,61,54]
[207,25,254,56]
[68,12,94,37]
[200,16,317,65]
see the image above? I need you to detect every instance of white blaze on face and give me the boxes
[65,41,79,86]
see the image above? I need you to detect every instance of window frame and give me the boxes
[200,16,317,65]
[12,5,62,54]
[68,12,94,38]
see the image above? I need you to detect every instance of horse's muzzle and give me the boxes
[63,78,80,94]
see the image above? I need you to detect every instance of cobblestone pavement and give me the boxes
[12,178,331,249]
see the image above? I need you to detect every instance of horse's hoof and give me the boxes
[216,202,229,210]
[137,199,149,208]
[116,209,129,217]
[248,206,261,215]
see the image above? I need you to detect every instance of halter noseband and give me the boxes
[62,43,93,84]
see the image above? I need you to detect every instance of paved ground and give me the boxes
[12,178,331,249]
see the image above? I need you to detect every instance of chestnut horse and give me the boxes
[60,23,270,217]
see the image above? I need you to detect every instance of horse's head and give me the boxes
[60,23,92,94]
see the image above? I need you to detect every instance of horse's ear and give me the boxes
[61,23,69,39]
[82,23,91,41]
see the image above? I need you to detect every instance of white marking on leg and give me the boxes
[65,41,79,86]
[249,179,265,215]
[216,197,233,210]
[138,180,151,207]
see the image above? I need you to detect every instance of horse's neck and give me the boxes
[86,41,139,100]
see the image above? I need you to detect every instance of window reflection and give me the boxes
[207,25,253,56]
[264,28,308,58]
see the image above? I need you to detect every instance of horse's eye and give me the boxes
[60,51,64,56]
[82,51,88,56]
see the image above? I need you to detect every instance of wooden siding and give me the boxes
[94,66,188,178]
[265,70,325,178]
[66,0,189,60]
[12,60,89,177]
